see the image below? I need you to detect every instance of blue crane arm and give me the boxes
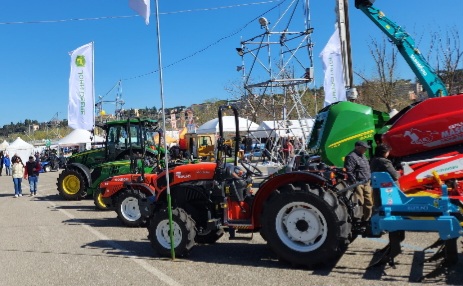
[355,0,448,97]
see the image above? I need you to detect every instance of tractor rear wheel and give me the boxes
[148,208,196,257]
[261,187,350,268]
[93,188,109,211]
[116,190,147,227]
[57,169,87,200]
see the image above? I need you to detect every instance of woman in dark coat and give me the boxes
[370,144,399,181]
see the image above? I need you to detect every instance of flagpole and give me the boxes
[153,0,175,260]
[92,41,96,143]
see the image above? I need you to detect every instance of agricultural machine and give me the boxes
[56,118,163,209]
[97,152,194,227]
[120,105,460,272]
[307,0,463,201]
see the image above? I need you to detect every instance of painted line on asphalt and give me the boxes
[47,200,182,286]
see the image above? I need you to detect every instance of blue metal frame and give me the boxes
[370,172,462,240]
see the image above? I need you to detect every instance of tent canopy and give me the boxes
[252,119,314,138]
[5,137,35,163]
[0,139,9,151]
[196,116,259,134]
[58,129,105,147]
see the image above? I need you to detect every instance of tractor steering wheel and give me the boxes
[240,161,264,177]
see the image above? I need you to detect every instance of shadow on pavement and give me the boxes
[62,217,125,228]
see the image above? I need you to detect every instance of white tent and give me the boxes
[196,116,259,134]
[252,119,314,138]
[0,140,9,151]
[5,137,34,163]
[58,129,105,148]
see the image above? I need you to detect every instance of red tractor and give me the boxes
[124,105,353,267]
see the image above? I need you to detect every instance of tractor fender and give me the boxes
[251,171,327,226]
[66,163,92,186]
[123,182,157,198]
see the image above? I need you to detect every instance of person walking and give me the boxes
[24,155,41,196]
[12,156,25,197]
[0,151,4,176]
[344,141,373,223]
[4,154,11,176]
[370,144,399,182]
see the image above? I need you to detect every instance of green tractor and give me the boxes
[56,118,164,210]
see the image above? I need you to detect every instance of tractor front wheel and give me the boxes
[57,169,87,200]
[261,187,349,268]
[93,188,109,211]
[116,190,147,227]
[148,208,196,257]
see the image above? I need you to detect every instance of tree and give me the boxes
[427,26,463,94]
[355,37,413,112]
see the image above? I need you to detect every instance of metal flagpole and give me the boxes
[92,41,96,145]
[153,0,175,260]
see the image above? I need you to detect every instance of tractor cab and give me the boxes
[104,118,159,161]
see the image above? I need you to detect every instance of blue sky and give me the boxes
[0,0,462,128]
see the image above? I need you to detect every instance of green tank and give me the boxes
[307,101,390,167]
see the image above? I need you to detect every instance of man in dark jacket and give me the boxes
[344,141,372,222]
[24,155,41,196]
[370,144,399,181]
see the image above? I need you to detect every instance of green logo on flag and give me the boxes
[75,55,86,67]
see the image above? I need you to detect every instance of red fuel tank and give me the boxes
[382,94,463,157]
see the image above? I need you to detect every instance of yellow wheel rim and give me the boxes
[62,175,81,195]
[96,192,107,209]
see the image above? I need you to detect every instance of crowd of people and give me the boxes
[0,151,41,198]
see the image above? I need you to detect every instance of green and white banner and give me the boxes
[68,42,94,131]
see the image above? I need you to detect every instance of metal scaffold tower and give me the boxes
[234,0,316,164]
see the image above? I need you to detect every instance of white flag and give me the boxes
[129,0,150,25]
[320,26,346,107]
[68,42,95,131]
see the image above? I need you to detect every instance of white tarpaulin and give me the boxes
[5,137,34,163]
[58,129,105,147]
[0,140,9,151]
[252,119,314,138]
[196,116,259,134]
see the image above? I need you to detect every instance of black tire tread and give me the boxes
[116,189,147,227]
[56,169,87,200]
[148,208,196,257]
[261,184,350,268]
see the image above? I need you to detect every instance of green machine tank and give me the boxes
[307,101,389,167]
[56,118,165,209]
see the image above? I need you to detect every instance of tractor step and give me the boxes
[227,227,254,241]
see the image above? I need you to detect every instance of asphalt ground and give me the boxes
[0,171,462,286]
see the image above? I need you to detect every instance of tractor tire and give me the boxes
[57,169,87,200]
[93,188,109,211]
[148,208,196,257]
[195,228,224,244]
[261,187,350,268]
[116,190,147,227]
